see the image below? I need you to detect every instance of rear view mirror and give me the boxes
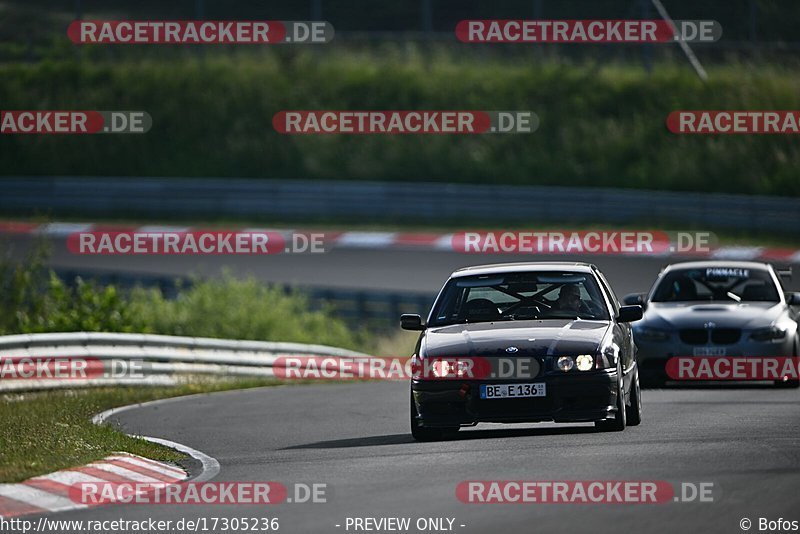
[789,292,800,306]
[400,314,426,331]
[616,305,643,323]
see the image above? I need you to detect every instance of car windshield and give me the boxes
[428,271,610,326]
[651,267,780,303]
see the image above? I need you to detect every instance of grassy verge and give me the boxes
[0,378,282,483]
[372,329,420,358]
[0,51,799,196]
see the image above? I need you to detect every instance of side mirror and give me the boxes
[400,314,426,331]
[616,305,643,323]
[623,293,645,306]
[789,292,800,305]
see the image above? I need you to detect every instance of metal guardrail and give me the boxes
[0,331,369,356]
[0,332,372,392]
[2,177,798,235]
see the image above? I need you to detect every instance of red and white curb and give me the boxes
[0,395,221,518]
[0,221,798,262]
[0,453,187,518]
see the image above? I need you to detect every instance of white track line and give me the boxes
[141,436,220,483]
[93,393,221,483]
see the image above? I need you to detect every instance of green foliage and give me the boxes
[126,275,366,350]
[0,246,367,351]
[0,49,799,195]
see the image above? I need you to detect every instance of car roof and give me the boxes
[662,260,772,272]
[451,262,596,278]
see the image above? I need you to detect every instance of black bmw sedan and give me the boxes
[401,262,643,441]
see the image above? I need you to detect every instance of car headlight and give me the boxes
[635,327,670,342]
[575,354,594,371]
[750,326,787,342]
[556,356,574,372]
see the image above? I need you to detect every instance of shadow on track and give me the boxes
[282,424,598,450]
[644,382,795,390]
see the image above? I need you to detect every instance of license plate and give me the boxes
[480,383,546,399]
[694,347,727,356]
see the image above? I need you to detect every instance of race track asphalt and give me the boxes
[48,381,800,534]
[6,234,800,295]
[5,233,800,533]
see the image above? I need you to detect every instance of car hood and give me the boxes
[639,302,785,330]
[422,319,611,358]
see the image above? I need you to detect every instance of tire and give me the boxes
[626,368,643,426]
[595,369,627,432]
[410,390,459,441]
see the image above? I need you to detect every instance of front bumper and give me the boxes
[411,369,619,427]
[637,337,796,383]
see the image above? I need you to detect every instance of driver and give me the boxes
[556,284,583,312]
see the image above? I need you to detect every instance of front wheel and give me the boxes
[595,374,627,432]
[626,368,643,426]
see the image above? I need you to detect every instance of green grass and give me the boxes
[0,379,280,483]
[0,50,799,196]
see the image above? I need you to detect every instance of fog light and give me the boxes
[576,354,594,371]
[557,356,574,372]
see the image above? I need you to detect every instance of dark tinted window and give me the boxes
[651,267,780,303]
[429,271,610,326]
